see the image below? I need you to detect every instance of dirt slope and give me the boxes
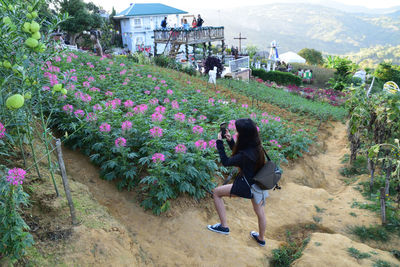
[45,120,398,266]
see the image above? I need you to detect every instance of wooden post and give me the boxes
[56,139,78,225]
[203,43,207,59]
[154,43,157,57]
[368,157,375,193]
[380,187,386,225]
[385,161,391,196]
[221,40,225,64]
[208,41,212,57]
[185,44,189,61]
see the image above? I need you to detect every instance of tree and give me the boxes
[58,0,102,44]
[245,45,258,60]
[298,48,324,65]
[374,62,400,85]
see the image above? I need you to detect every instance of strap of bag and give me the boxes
[262,147,271,162]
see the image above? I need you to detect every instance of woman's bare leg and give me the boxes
[251,198,266,241]
[212,184,233,227]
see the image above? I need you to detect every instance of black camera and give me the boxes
[220,122,227,139]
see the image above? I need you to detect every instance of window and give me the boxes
[134,18,142,28]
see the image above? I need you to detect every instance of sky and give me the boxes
[86,0,400,13]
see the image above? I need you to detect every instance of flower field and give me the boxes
[43,52,313,214]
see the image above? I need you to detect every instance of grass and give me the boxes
[349,212,357,217]
[372,259,393,267]
[270,233,310,267]
[347,247,371,260]
[314,205,326,213]
[339,155,368,178]
[350,225,390,242]
[313,216,322,223]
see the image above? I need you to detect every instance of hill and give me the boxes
[194,3,400,55]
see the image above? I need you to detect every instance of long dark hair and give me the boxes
[232,118,265,172]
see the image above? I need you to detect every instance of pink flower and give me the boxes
[0,122,6,139]
[155,106,166,114]
[124,100,134,108]
[6,168,26,186]
[121,121,132,131]
[171,100,179,109]
[89,87,100,92]
[261,119,269,124]
[195,139,207,150]
[99,75,106,80]
[115,137,127,148]
[262,112,269,117]
[208,139,216,148]
[93,104,102,111]
[164,98,170,103]
[208,98,215,105]
[149,126,163,138]
[63,104,73,114]
[106,67,111,71]
[166,89,173,95]
[120,63,125,67]
[83,81,90,87]
[133,104,148,114]
[160,80,166,84]
[99,123,111,132]
[199,115,207,121]
[88,76,95,81]
[152,153,165,163]
[85,112,97,122]
[242,104,248,108]
[154,86,160,90]
[174,113,186,122]
[144,90,151,95]
[175,144,187,154]
[149,98,159,105]
[188,117,196,124]
[228,120,236,130]
[105,91,113,96]
[196,89,201,93]
[231,99,237,103]
[181,99,188,103]
[192,125,204,134]
[74,109,85,117]
[125,112,134,117]
[151,112,164,122]
[147,74,152,78]
[250,113,257,119]
[274,117,281,122]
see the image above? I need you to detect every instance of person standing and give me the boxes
[207,118,269,247]
[191,17,197,28]
[161,17,167,29]
[182,19,190,30]
[197,14,204,28]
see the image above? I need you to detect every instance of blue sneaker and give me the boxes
[207,223,230,235]
[250,231,265,247]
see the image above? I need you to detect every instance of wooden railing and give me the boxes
[154,26,224,44]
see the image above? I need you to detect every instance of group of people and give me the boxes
[161,14,204,30]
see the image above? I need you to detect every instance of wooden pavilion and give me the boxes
[153,26,225,62]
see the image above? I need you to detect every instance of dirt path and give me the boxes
[60,121,399,266]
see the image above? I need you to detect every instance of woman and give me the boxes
[182,19,190,30]
[207,118,268,247]
[191,18,197,28]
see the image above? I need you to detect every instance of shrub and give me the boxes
[291,63,336,88]
[204,56,223,78]
[252,69,301,86]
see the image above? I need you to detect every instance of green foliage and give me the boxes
[372,259,392,267]
[245,44,259,60]
[152,55,197,76]
[290,63,335,88]
[270,234,310,267]
[374,62,400,85]
[219,79,348,121]
[346,247,371,260]
[0,168,34,262]
[339,155,368,177]
[252,69,302,86]
[347,44,400,69]
[350,225,389,242]
[298,48,323,65]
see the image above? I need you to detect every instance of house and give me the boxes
[114,3,187,53]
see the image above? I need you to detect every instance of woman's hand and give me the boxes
[217,132,223,140]
[225,130,232,141]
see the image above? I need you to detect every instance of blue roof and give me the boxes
[115,3,187,17]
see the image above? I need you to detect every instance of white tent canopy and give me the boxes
[279,51,306,64]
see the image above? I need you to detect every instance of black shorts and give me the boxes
[230,176,252,199]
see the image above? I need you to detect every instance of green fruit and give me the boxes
[26,13,33,19]
[38,43,46,52]
[53,84,62,92]
[31,11,38,18]
[24,92,32,100]
[6,94,25,109]
[22,22,31,33]
[8,5,14,11]
[30,21,40,33]
[28,6,33,12]
[12,64,21,73]
[31,31,41,40]
[25,38,38,48]
[23,55,28,60]
[2,17,11,25]
[3,61,12,68]
[61,88,68,95]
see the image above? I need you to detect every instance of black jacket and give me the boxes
[216,139,259,185]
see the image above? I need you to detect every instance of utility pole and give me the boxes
[233,32,247,54]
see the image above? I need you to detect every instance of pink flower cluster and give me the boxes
[0,122,5,139]
[105,91,113,96]
[124,100,134,108]
[192,125,204,134]
[199,115,207,121]
[133,104,148,114]
[242,104,248,108]
[151,112,164,122]
[175,144,187,154]
[152,153,165,163]
[208,139,217,148]
[171,100,179,109]
[99,123,111,132]
[149,98,159,105]
[74,110,85,117]
[188,117,196,124]
[195,139,207,150]
[228,120,236,130]
[166,89,173,95]
[115,137,127,148]
[174,113,185,122]
[6,168,26,186]
[93,104,102,111]
[150,126,163,138]
[261,119,269,124]
[90,87,100,92]
[121,121,132,131]
[63,104,73,114]
[155,106,166,113]
[250,113,257,119]
[269,139,282,148]
[85,112,97,122]
[106,99,121,109]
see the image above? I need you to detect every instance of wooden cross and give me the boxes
[234,32,247,53]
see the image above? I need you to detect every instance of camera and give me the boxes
[220,122,227,139]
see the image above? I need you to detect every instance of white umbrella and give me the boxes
[279,51,306,64]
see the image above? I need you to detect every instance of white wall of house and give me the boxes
[120,14,180,53]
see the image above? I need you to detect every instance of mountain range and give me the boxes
[193,3,400,57]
